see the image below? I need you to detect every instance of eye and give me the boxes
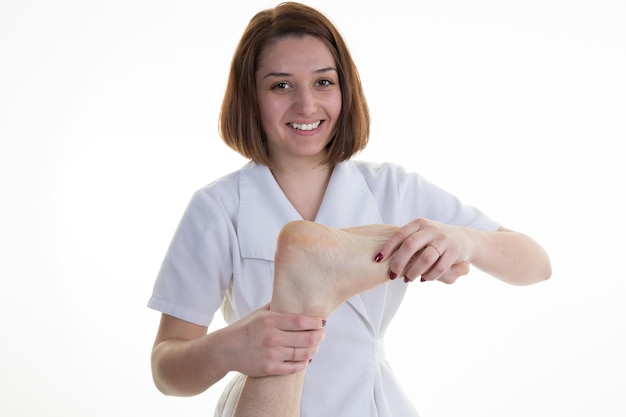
[317,79,335,87]
[272,82,290,90]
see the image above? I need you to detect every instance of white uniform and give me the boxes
[148,160,500,417]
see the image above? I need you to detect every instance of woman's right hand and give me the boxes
[151,305,325,396]
[219,304,326,377]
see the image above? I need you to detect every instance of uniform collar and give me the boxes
[238,161,384,257]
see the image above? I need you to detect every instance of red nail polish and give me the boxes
[420,278,426,282]
[389,271,397,280]
[404,277,410,283]
[322,319,326,327]
[309,359,313,363]
[374,252,384,262]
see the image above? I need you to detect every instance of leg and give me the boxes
[233,221,398,417]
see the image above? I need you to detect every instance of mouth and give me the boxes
[289,121,322,131]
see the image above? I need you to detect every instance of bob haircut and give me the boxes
[219,2,370,167]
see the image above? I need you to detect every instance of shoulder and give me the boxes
[352,160,406,175]
[193,161,255,203]
[350,160,420,190]
[350,159,456,207]
[198,161,253,194]
[182,161,256,224]
[351,160,416,179]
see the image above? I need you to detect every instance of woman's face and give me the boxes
[255,35,342,167]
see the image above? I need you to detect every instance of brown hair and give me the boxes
[219,2,370,167]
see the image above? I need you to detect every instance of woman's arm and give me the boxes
[377,219,551,286]
[151,307,325,397]
[465,226,552,286]
[151,314,223,397]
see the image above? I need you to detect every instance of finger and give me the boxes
[284,327,325,350]
[389,234,435,281]
[271,358,312,375]
[286,345,320,363]
[376,219,426,263]
[270,311,327,331]
[401,243,445,282]
[436,261,471,284]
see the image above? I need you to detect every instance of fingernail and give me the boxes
[322,319,326,327]
[309,359,313,363]
[374,252,384,262]
[389,270,397,280]
[404,277,410,283]
[420,277,426,282]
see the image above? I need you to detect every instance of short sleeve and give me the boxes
[147,183,238,327]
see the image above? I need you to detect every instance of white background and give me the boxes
[1,0,624,416]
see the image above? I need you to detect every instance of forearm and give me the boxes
[467,227,551,286]
[151,329,229,397]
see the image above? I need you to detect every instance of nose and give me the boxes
[293,87,317,115]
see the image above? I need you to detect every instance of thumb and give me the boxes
[437,261,470,284]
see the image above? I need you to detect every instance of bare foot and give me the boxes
[233,221,399,417]
[271,220,399,317]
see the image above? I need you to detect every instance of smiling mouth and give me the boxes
[289,121,322,131]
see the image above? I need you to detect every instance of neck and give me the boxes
[270,161,334,221]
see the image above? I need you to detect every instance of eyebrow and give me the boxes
[262,67,337,79]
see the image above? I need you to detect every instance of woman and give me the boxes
[148,3,551,416]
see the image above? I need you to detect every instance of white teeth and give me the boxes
[290,121,321,131]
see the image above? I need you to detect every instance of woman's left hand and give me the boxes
[376,218,473,284]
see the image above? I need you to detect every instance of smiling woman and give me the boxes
[218,3,370,170]
[254,36,342,170]
[147,2,551,417]
[2,0,624,416]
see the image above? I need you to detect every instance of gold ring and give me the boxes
[428,244,441,256]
